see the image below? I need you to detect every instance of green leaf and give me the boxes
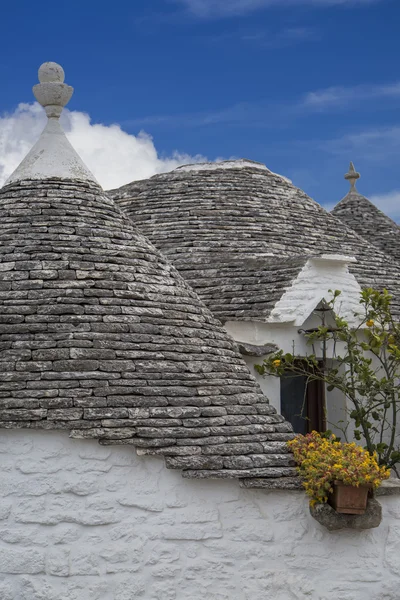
[377,443,388,453]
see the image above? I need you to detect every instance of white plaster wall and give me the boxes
[224,253,363,435]
[226,320,347,436]
[0,430,400,600]
[227,317,395,443]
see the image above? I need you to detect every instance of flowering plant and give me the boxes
[288,431,390,506]
[256,288,400,471]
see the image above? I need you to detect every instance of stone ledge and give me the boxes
[242,477,400,494]
[376,478,400,496]
[310,498,382,531]
[237,342,278,357]
[240,477,302,490]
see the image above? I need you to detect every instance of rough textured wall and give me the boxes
[0,430,399,600]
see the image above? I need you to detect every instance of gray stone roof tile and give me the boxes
[332,189,400,262]
[0,64,298,487]
[108,161,400,321]
[0,176,296,486]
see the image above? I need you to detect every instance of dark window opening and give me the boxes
[280,363,325,435]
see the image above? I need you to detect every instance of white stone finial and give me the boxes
[4,62,98,187]
[33,62,73,119]
[344,161,360,191]
[38,62,65,83]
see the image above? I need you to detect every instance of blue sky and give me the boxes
[1,0,400,217]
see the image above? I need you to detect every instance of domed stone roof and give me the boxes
[332,163,400,263]
[109,159,400,321]
[0,64,296,487]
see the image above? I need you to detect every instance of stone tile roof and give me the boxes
[0,176,298,487]
[108,161,400,321]
[332,189,400,262]
[0,64,299,489]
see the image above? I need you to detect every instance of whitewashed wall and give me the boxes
[0,430,399,600]
[225,319,348,436]
[224,254,363,436]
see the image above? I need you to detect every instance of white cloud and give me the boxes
[302,82,400,111]
[177,0,271,17]
[369,191,400,222]
[324,126,400,162]
[176,0,380,18]
[125,101,266,130]
[0,103,205,190]
[318,126,400,222]
[123,79,400,132]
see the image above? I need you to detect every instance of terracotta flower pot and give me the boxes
[328,480,371,515]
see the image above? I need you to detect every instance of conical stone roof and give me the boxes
[0,64,296,487]
[332,163,400,263]
[109,160,400,321]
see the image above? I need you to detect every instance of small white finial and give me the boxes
[344,161,360,191]
[4,62,98,186]
[33,62,73,119]
[38,62,65,83]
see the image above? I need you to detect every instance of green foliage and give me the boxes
[256,288,400,470]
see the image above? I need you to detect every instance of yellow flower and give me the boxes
[366,319,374,328]
[288,431,390,504]
[272,359,281,368]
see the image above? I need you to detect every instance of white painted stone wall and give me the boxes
[224,255,368,436]
[0,430,399,600]
[224,253,364,435]
[225,319,348,436]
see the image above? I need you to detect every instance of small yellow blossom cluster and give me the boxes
[288,431,390,506]
[366,319,375,328]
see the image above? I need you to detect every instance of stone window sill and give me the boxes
[251,478,400,530]
[310,498,382,531]
[309,480,400,531]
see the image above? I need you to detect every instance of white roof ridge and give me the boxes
[175,159,292,183]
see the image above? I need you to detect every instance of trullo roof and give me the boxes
[332,163,400,263]
[0,63,296,488]
[109,160,400,321]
